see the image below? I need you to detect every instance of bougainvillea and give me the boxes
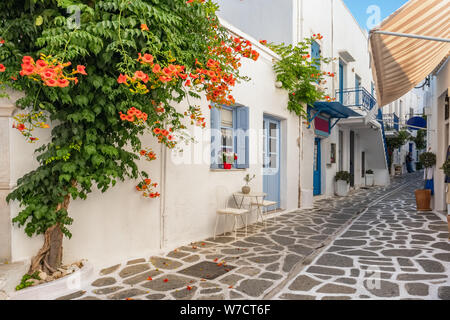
[261,34,334,118]
[0,0,256,274]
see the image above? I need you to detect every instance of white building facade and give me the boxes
[217,0,390,207]
[0,0,393,269]
[425,57,450,212]
[0,21,303,267]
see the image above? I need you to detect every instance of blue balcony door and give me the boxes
[350,131,355,187]
[339,62,344,103]
[355,74,361,105]
[263,116,281,210]
[313,138,322,196]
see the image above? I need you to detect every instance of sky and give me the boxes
[342,0,409,31]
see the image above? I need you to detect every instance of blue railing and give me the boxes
[383,113,400,132]
[377,109,389,167]
[394,114,399,131]
[335,87,377,111]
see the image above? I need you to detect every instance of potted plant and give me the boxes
[335,171,351,197]
[441,159,450,177]
[365,169,374,187]
[242,174,256,194]
[415,152,436,211]
[222,152,237,169]
[440,158,450,238]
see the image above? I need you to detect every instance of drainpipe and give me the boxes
[298,0,304,208]
[299,0,304,43]
[159,143,168,250]
[331,0,335,95]
[298,116,303,208]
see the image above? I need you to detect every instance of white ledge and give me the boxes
[9,261,95,300]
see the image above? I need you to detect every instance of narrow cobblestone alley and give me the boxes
[56,173,449,300]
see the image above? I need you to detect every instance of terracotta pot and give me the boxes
[223,163,232,170]
[242,186,251,194]
[415,189,432,211]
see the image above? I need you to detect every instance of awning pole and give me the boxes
[403,124,436,132]
[371,30,450,43]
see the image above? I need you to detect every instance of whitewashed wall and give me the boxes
[430,59,450,211]
[215,0,389,203]
[5,25,298,268]
[215,0,295,45]
[163,45,298,250]
[8,119,163,267]
[299,0,385,200]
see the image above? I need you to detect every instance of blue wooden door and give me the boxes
[263,116,280,209]
[339,63,344,103]
[313,137,322,196]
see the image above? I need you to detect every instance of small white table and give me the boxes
[232,192,267,233]
[232,192,267,209]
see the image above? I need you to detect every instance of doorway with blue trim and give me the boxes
[263,115,281,210]
[313,137,322,196]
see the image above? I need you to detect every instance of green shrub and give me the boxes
[15,271,41,291]
[416,162,423,170]
[441,159,450,177]
[419,152,436,168]
[335,171,351,184]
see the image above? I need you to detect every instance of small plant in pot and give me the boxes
[222,152,237,169]
[441,159,450,178]
[440,158,450,239]
[242,174,256,194]
[365,169,374,187]
[335,171,351,197]
[415,151,436,211]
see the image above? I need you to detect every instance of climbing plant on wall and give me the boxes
[260,35,335,118]
[385,130,411,170]
[410,127,427,151]
[0,0,258,275]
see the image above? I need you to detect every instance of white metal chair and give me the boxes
[251,197,278,228]
[214,186,249,241]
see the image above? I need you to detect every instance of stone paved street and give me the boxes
[274,174,450,300]
[56,173,449,300]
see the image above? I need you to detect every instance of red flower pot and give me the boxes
[223,163,232,170]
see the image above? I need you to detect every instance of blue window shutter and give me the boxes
[235,106,249,169]
[210,106,221,169]
[311,41,321,71]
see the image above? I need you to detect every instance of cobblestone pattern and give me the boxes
[55,173,449,300]
[275,174,450,300]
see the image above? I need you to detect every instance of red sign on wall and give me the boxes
[315,116,330,136]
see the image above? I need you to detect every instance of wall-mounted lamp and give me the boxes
[275,81,283,88]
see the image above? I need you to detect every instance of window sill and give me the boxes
[210,168,247,172]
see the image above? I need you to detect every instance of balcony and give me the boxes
[382,113,419,133]
[335,87,377,112]
[383,113,400,132]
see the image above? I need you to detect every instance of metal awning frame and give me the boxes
[371,30,450,43]
[307,107,348,129]
[307,102,363,129]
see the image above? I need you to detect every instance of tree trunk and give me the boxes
[28,193,71,275]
